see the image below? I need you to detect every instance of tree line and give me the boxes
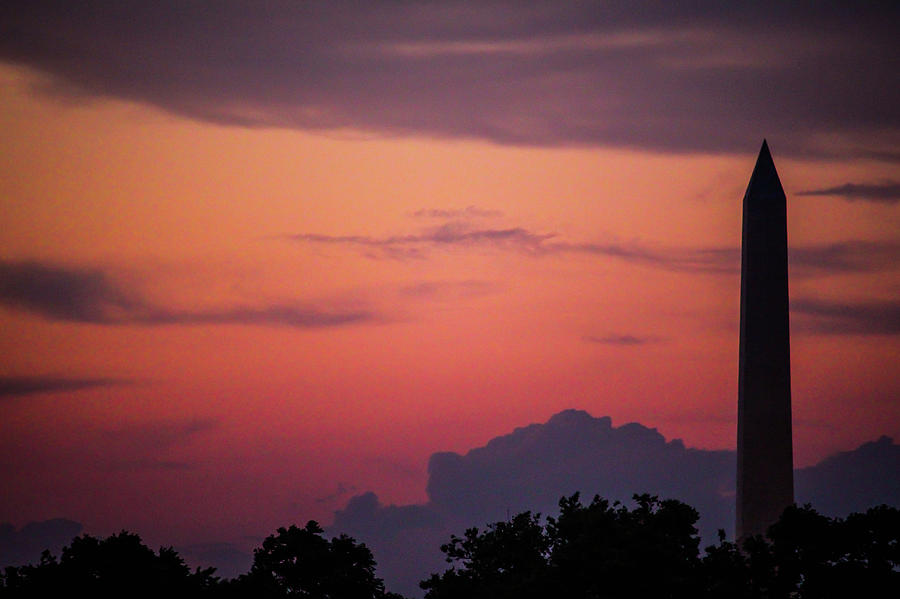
[1,495,896,598]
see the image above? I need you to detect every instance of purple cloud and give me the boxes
[792,298,900,335]
[582,334,661,346]
[0,259,376,328]
[797,181,900,204]
[0,375,121,399]
[290,221,898,277]
[410,206,504,219]
[1,2,896,159]
[330,409,900,597]
[290,223,554,259]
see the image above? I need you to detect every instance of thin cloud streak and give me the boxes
[797,181,900,204]
[550,241,738,273]
[132,305,374,328]
[789,241,900,276]
[102,418,218,472]
[792,298,900,335]
[290,223,898,277]
[0,375,121,399]
[291,223,554,261]
[410,206,504,219]
[0,259,376,328]
[398,280,497,300]
[290,223,732,271]
[583,334,661,346]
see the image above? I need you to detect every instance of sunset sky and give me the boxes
[1,1,898,564]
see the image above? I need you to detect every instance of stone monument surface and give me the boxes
[736,140,794,540]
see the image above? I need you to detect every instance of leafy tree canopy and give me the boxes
[219,520,403,598]
[421,495,899,599]
[0,530,216,598]
[2,499,896,599]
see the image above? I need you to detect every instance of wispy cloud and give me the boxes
[289,221,898,278]
[107,459,197,471]
[399,280,496,300]
[0,375,120,399]
[789,240,900,276]
[582,334,661,346]
[0,260,138,323]
[797,181,900,204]
[132,305,373,328]
[551,241,738,273]
[103,418,218,471]
[290,223,553,259]
[792,298,900,335]
[0,259,375,328]
[410,206,503,219]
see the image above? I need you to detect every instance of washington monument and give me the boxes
[736,140,794,540]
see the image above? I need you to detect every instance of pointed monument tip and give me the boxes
[755,139,774,166]
[746,138,784,200]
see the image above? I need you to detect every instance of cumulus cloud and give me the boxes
[330,410,900,597]
[331,493,447,597]
[797,181,900,204]
[0,259,375,328]
[1,2,896,159]
[795,436,900,517]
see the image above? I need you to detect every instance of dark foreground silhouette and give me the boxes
[420,494,899,599]
[1,496,896,598]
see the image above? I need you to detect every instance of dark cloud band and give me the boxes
[797,182,900,204]
[582,334,661,346]
[1,2,897,159]
[0,259,375,328]
[0,375,119,399]
[792,298,900,335]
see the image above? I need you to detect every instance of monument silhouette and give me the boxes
[736,140,794,540]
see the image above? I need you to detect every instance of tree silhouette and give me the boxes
[0,530,216,597]
[422,493,703,599]
[2,500,895,598]
[547,493,702,598]
[219,520,403,598]
[421,495,899,599]
[419,511,550,599]
[733,503,900,598]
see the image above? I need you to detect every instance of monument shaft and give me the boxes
[736,140,794,540]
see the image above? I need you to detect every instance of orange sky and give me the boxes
[1,45,898,555]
